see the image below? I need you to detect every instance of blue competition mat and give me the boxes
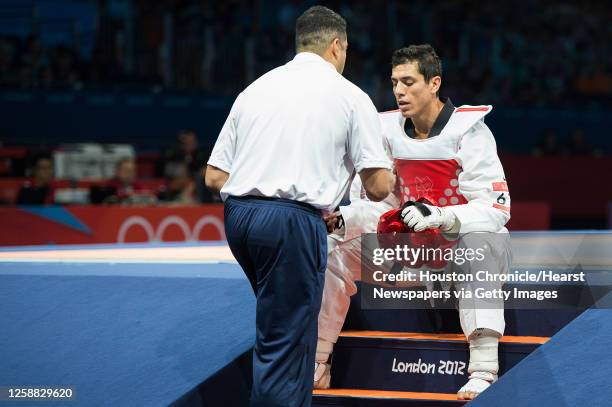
[1,233,611,406]
[0,250,254,407]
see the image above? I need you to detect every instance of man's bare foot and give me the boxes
[457,371,496,400]
[314,362,331,389]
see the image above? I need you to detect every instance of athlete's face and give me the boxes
[391,62,440,118]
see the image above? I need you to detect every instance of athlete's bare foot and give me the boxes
[457,371,496,400]
[314,362,331,389]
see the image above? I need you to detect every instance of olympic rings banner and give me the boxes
[0,205,225,246]
[0,202,551,246]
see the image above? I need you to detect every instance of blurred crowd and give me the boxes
[0,0,610,110]
[13,130,219,206]
[9,123,601,206]
[532,128,602,157]
[1,0,610,206]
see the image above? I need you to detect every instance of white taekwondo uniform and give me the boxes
[318,98,511,346]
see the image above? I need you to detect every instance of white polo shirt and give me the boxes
[208,52,391,212]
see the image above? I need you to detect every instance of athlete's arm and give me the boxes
[448,123,510,233]
[359,167,395,201]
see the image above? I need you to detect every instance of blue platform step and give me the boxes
[327,331,546,395]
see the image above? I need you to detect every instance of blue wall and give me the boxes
[0,90,234,150]
[1,90,610,153]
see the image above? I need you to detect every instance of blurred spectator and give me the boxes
[16,154,55,204]
[533,129,565,156]
[50,45,80,87]
[90,157,153,204]
[160,129,218,203]
[575,67,612,96]
[197,169,221,204]
[0,38,18,87]
[161,130,210,176]
[566,128,596,156]
[20,35,48,88]
[157,161,196,205]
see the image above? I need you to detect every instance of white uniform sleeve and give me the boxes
[447,121,511,233]
[339,197,396,242]
[207,93,243,173]
[348,174,366,203]
[347,91,392,173]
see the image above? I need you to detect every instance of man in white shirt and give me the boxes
[205,6,393,407]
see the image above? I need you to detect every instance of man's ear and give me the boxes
[430,76,442,95]
[330,38,341,56]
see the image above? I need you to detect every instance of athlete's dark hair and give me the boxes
[391,44,442,83]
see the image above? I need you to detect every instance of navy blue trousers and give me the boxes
[224,196,327,407]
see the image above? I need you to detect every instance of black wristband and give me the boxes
[334,214,345,231]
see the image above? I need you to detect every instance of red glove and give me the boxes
[377,207,429,268]
[378,204,457,269]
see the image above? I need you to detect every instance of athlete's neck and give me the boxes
[410,98,445,139]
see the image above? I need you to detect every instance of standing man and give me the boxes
[314,44,511,400]
[204,6,394,407]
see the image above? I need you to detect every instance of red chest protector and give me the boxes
[394,158,467,207]
[378,158,465,269]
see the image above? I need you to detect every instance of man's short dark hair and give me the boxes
[391,44,442,83]
[295,6,347,54]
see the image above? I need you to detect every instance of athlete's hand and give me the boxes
[400,201,456,232]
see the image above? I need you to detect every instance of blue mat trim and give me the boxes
[0,262,244,278]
